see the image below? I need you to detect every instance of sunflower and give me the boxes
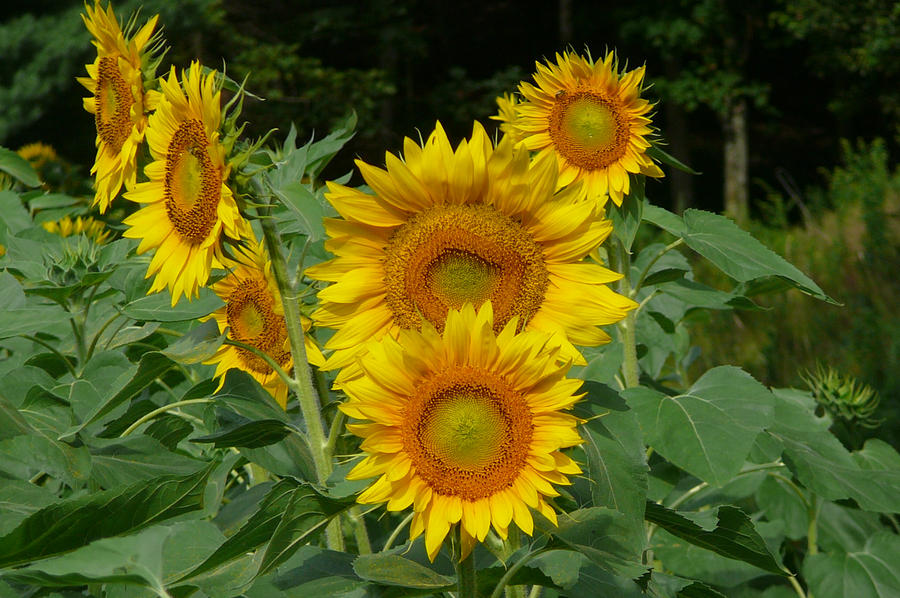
[340,303,583,561]
[306,121,636,370]
[42,215,111,245]
[490,93,522,142]
[206,239,325,409]
[78,1,161,213]
[123,62,248,305]
[505,50,663,207]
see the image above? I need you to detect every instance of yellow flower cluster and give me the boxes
[79,1,323,406]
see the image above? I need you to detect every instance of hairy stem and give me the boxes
[612,238,639,389]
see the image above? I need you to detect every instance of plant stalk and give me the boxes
[259,211,341,549]
[456,527,477,598]
[612,238,640,389]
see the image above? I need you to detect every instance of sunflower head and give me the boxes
[206,238,324,409]
[123,61,249,306]
[78,0,164,213]
[490,92,522,142]
[340,303,584,561]
[306,121,636,370]
[510,50,664,207]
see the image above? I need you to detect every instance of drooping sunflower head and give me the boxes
[306,121,636,370]
[206,239,325,409]
[123,61,249,306]
[340,303,584,561]
[510,50,664,207]
[490,92,522,142]
[78,0,163,213]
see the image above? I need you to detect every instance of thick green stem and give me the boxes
[612,239,640,389]
[348,506,373,554]
[259,213,341,549]
[455,527,477,598]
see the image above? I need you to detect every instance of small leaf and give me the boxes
[353,554,454,589]
[644,503,786,576]
[162,319,225,364]
[0,148,40,187]
[270,181,327,241]
[610,182,644,250]
[648,145,700,175]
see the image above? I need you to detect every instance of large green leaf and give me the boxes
[0,148,40,187]
[353,554,454,589]
[0,306,69,341]
[644,503,785,576]
[651,528,772,588]
[0,526,171,595]
[804,532,900,598]
[548,507,647,579]
[0,433,91,488]
[0,481,56,535]
[161,319,224,364]
[119,289,224,321]
[244,546,367,598]
[181,479,353,582]
[61,351,175,439]
[768,389,900,513]
[0,462,215,567]
[623,366,774,486]
[88,436,208,488]
[192,418,295,449]
[577,382,648,535]
[680,209,833,302]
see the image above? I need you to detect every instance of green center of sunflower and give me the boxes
[549,90,627,171]
[383,204,548,332]
[403,366,533,500]
[164,119,221,244]
[420,390,507,469]
[427,250,501,309]
[225,276,290,375]
[95,56,134,153]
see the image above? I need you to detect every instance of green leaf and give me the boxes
[648,145,700,175]
[0,306,68,341]
[0,526,171,594]
[642,201,686,237]
[610,181,644,250]
[651,528,772,588]
[353,554,454,589]
[88,436,207,488]
[61,351,175,439]
[120,289,224,322]
[577,382,648,536]
[271,181,327,241]
[192,419,294,449]
[623,366,774,485]
[0,148,40,187]
[27,193,80,212]
[804,532,900,598]
[755,476,808,540]
[768,389,900,513]
[181,479,352,582]
[548,507,647,579]
[680,209,834,303]
[0,481,56,535]
[644,503,786,576]
[245,546,366,598]
[161,319,225,364]
[657,279,758,312]
[0,433,91,488]
[0,463,215,567]
[258,485,356,575]
[816,502,886,554]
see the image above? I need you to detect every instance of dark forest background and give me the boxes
[2,0,900,442]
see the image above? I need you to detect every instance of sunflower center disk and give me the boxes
[549,91,626,170]
[226,278,290,375]
[95,56,133,152]
[164,119,221,244]
[404,367,533,500]
[383,204,548,332]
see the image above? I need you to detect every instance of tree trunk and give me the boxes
[723,98,749,223]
